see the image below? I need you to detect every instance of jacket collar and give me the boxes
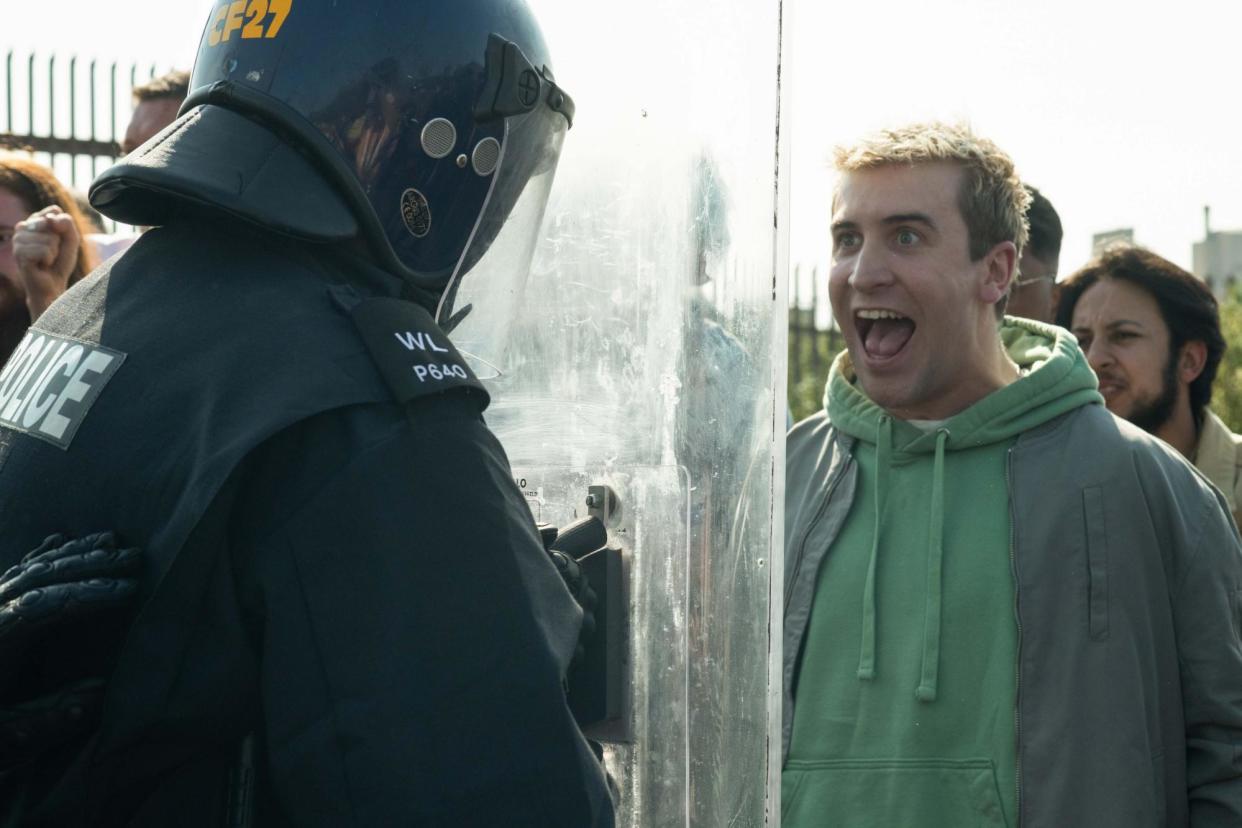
[1193,408,1242,509]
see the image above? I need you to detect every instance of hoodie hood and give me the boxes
[826,316,1103,451]
[822,317,1101,703]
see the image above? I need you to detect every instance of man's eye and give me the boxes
[1075,336,1092,350]
[896,229,919,246]
[0,231,13,245]
[834,232,860,250]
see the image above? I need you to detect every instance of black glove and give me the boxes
[550,550,598,658]
[0,532,140,774]
[0,531,140,660]
[539,521,603,663]
[541,519,623,731]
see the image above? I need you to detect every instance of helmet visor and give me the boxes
[437,103,567,378]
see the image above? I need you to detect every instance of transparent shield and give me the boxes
[473,0,786,825]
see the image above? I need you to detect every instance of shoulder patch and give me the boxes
[0,329,126,450]
[350,297,489,409]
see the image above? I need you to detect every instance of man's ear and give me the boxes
[1178,340,1208,384]
[979,240,1018,306]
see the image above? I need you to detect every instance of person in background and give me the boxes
[784,121,1242,827]
[121,70,189,157]
[1004,184,1061,322]
[1056,245,1242,523]
[0,156,97,359]
[14,70,190,277]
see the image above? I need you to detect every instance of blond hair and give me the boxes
[833,121,1030,260]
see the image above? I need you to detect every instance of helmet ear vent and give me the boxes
[420,119,457,159]
[472,138,501,176]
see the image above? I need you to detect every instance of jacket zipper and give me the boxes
[1007,447,1022,824]
[784,449,852,613]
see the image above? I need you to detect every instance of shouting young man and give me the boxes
[783,122,1242,827]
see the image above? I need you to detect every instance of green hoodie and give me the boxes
[783,319,1101,828]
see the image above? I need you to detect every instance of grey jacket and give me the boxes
[785,402,1242,826]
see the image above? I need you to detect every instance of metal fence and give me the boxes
[0,50,159,200]
[788,263,840,414]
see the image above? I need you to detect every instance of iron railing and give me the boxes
[1,50,159,193]
[788,263,840,414]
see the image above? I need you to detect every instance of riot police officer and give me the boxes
[0,0,613,824]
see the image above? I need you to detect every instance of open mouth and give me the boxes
[855,309,915,360]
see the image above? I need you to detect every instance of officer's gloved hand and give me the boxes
[0,532,140,773]
[0,531,141,660]
[549,550,598,662]
[538,522,600,665]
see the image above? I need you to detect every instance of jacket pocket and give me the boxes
[782,757,1009,827]
[1083,486,1109,641]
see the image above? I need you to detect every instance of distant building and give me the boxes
[1193,206,1242,299]
[1092,228,1135,255]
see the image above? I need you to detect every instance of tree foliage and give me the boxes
[1212,287,1242,433]
[787,311,841,424]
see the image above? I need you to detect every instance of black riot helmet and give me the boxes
[90,0,573,313]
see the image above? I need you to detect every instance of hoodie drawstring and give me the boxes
[857,421,948,703]
[857,415,890,681]
[915,428,949,702]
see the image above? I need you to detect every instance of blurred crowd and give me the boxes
[0,70,187,360]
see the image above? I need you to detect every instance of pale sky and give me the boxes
[2,5,205,68]
[785,0,1242,292]
[4,0,1240,292]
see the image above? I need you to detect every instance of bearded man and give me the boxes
[1056,246,1240,524]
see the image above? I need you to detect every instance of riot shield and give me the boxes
[450,1,787,824]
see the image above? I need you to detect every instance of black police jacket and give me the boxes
[0,218,614,827]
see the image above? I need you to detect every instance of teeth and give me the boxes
[856,309,907,320]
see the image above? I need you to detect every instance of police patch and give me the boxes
[350,297,489,409]
[0,330,126,450]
